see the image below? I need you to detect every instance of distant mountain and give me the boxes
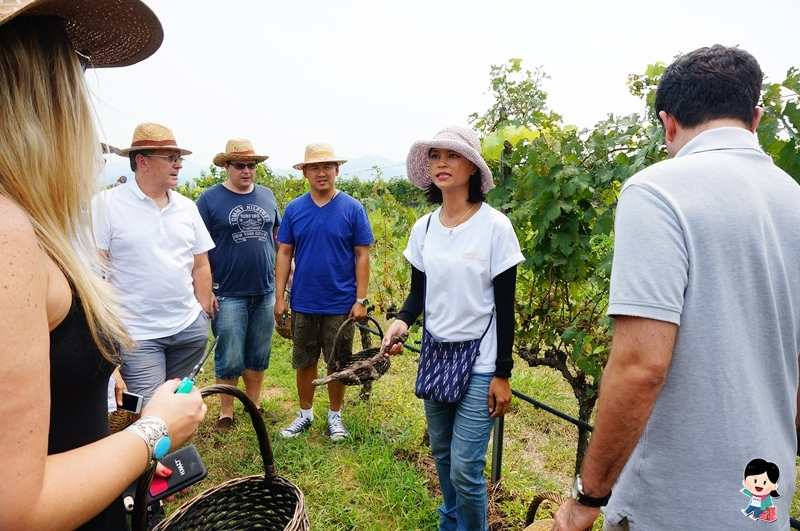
[101,154,407,187]
[101,156,133,185]
[179,159,213,182]
[270,154,407,180]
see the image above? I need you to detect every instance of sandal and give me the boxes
[215,416,234,434]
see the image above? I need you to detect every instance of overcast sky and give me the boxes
[86,0,800,173]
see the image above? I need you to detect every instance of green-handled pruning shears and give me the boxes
[176,337,218,394]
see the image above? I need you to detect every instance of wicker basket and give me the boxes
[275,312,292,340]
[275,289,292,340]
[132,384,309,531]
[108,410,134,434]
[331,316,390,386]
[524,492,592,531]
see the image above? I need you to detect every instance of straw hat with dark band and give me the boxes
[118,122,192,157]
[0,0,163,68]
[213,139,269,167]
[293,142,347,171]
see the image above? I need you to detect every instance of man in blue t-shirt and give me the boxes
[274,142,374,441]
[197,139,281,434]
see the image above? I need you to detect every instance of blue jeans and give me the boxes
[744,505,763,518]
[211,293,275,380]
[120,311,210,404]
[424,372,494,531]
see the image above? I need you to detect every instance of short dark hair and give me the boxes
[424,170,486,204]
[655,45,762,129]
[128,150,154,172]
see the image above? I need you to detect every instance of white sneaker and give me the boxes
[280,413,313,438]
[327,414,349,441]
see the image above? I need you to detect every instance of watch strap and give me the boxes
[572,474,611,507]
[125,416,171,462]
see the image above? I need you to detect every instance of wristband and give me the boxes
[125,416,171,463]
[572,474,611,507]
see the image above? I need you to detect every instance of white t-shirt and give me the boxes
[404,203,523,373]
[92,179,215,340]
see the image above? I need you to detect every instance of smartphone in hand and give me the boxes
[118,391,143,414]
[122,444,208,512]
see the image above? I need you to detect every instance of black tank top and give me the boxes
[49,298,127,530]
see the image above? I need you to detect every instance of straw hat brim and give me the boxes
[406,138,494,194]
[0,0,164,68]
[292,158,347,171]
[117,145,192,157]
[213,153,269,167]
[101,142,120,155]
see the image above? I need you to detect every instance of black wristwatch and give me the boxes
[572,474,611,507]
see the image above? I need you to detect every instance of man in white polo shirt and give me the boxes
[92,122,215,403]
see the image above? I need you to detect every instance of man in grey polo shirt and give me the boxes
[555,45,800,530]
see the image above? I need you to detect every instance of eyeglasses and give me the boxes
[76,49,91,72]
[146,154,183,164]
[228,162,257,171]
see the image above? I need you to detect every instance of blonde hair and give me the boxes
[0,16,130,359]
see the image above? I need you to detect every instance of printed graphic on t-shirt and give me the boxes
[740,458,781,523]
[462,251,487,262]
[228,204,272,243]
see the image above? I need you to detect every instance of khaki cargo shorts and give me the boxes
[290,312,354,371]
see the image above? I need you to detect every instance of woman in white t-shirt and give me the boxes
[383,125,523,531]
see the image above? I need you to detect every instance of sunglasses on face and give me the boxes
[229,162,257,170]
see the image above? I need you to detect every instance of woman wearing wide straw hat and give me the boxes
[0,2,206,529]
[382,125,524,531]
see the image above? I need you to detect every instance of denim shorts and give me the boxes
[290,312,353,371]
[211,293,275,380]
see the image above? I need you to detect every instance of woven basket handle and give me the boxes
[131,458,159,531]
[524,491,592,531]
[131,384,274,531]
[200,384,275,475]
[331,315,383,366]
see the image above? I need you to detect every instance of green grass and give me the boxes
[160,328,800,529]
[178,326,446,530]
[162,321,800,530]
[161,325,589,529]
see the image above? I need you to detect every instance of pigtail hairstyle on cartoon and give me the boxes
[743,458,781,498]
